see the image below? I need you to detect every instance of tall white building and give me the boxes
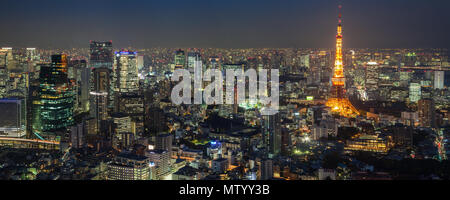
[137,55,144,71]
[114,51,139,93]
[434,71,445,89]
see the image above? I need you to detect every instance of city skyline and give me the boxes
[1,0,450,184]
[0,0,449,49]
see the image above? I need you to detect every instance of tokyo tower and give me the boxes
[325,4,360,118]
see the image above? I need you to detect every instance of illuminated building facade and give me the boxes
[325,5,360,118]
[107,153,151,180]
[112,112,134,134]
[114,50,139,93]
[345,135,394,153]
[116,93,144,134]
[434,71,445,89]
[37,55,74,136]
[409,83,421,103]
[147,150,171,180]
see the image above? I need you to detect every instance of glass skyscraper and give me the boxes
[37,55,74,136]
[89,41,115,117]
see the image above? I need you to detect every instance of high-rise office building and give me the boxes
[137,55,144,71]
[37,55,74,136]
[29,80,41,138]
[409,83,421,103]
[89,41,114,112]
[1,47,13,71]
[0,98,26,138]
[114,50,139,93]
[111,112,135,149]
[70,122,86,149]
[90,68,111,133]
[418,98,436,128]
[69,60,89,114]
[116,92,144,134]
[90,41,113,69]
[263,113,281,157]
[147,150,171,179]
[260,159,273,180]
[112,112,134,134]
[434,71,445,89]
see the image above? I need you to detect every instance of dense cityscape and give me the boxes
[0,1,450,181]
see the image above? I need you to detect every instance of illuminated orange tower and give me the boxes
[325,4,360,118]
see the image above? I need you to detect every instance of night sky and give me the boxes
[0,0,449,49]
